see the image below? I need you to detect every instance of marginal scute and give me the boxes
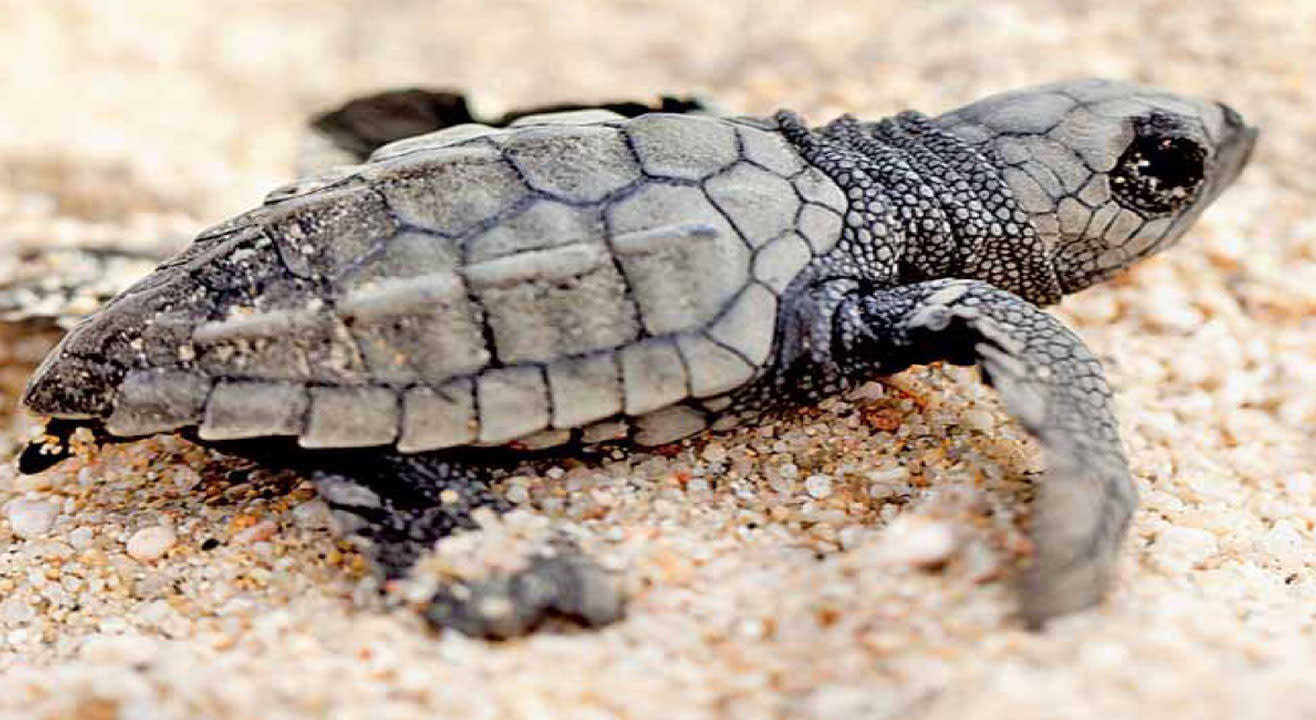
[606,184,748,335]
[199,380,307,440]
[620,338,688,415]
[105,369,209,437]
[793,166,848,213]
[502,125,640,202]
[370,123,499,161]
[547,353,623,428]
[266,183,399,279]
[704,163,800,248]
[796,204,843,254]
[301,386,398,448]
[508,109,626,127]
[675,333,755,398]
[513,428,573,450]
[707,284,777,366]
[753,232,813,293]
[625,113,739,180]
[581,419,629,444]
[264,165,357,204]
[476,366,549,444]
[369,145,527,236]
[398,380,476,452]
[736,125,805,176]
[633,405,707,446]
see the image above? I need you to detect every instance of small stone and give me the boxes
[167,466,202,490]
[126,526,177,562]
[879,516,957,568]
[290,498,331,529]
[700,442,728,464]
[6,498,59,539]
[505,484,531,505]
[68,526,95,550]
[233,519,278,545]
[804,474,833,499]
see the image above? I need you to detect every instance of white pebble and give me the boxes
[233,519,278,545]
[291,499,331,529]
[126,526,177,562]
[168,466,201,490]
[6,499,59,539]
[505,484,531,505]
[804,474,833,499]
[700,442,728,464]
[68,526,95,550]
[879,516,957,567]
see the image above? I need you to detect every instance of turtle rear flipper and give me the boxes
[299,87,712,173]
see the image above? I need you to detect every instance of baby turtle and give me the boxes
[17,80,1255,636]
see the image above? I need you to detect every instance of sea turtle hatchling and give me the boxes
[15,80,1256,636]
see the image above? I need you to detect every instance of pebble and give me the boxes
[126,526,177,562]
[804,474,833,499]
[878,516,957,567]
[68,526,95,550]
[5,498,59,539]
[290,499,331,529]
[233,519,278,545]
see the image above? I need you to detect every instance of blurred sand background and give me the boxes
[0,1,1313,718]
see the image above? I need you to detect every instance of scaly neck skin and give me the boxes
[775,110,1064,306]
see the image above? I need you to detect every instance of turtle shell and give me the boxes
[24,109,848,450]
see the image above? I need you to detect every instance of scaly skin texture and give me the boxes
[731,79,1254,624]
[18,80,1256,636]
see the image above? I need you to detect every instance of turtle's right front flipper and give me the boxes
[833,278,1137,628]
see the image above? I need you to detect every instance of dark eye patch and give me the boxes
[1110,113,1207,215]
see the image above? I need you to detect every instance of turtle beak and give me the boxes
[1213,101,1257,192]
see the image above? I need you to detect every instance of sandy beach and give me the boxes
[0,1,1313,718]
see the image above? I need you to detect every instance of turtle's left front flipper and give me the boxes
[835,278,1136,627]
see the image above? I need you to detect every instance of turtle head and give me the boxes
[936,78,1257,294]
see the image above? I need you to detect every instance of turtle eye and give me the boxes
[1110,114,1207,215]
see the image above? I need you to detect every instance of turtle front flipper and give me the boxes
[299,87,712,173]
[833,278,1136,628]
[286,447,625,638]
